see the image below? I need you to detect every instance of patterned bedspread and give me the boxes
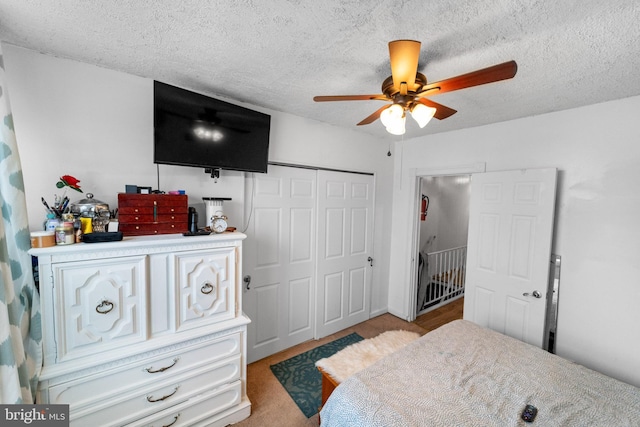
[319,320,640,426]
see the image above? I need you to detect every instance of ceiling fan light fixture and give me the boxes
[385,115,406,135]
[380,104,406,135]
[410,103,437,128]
[313,39,517,135]
[380,103,404,128]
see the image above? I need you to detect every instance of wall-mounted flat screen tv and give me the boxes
[154,80,271,174]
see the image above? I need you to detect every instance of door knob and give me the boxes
[523,290,542,298]
[367,256,373,267]
[243,275,251,290]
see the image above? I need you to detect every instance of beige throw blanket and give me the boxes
[316,330,420,383]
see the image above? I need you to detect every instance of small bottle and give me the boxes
[45,213,60,232]
[55,222,75,245]
[188,207,198,233]
[74,218,83,243]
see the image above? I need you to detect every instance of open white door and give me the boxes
[243,166,317,363]
[463,168,557,348]
[315,170,375,338]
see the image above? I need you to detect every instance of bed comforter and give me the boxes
[319,319,640,426]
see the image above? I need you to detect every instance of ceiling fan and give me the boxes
[313,40,517,135]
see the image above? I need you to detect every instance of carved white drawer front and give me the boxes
[53,256,147,362]
[125,381,243,427]
[174,247,237,331]
[47,332,241,411]
[69,354,241,426]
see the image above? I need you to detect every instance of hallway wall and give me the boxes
[419,175,470,253]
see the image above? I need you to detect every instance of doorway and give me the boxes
[408,166,557,349]
[415,175,471,317]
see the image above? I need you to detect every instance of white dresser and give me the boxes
[29,232,251,427]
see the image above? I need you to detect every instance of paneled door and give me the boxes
[243,165,317,363]
[315,170,375,338]
[463,168,557,348]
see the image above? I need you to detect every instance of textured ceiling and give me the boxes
[1,0,639,140]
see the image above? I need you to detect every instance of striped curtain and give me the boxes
[0,47,43,403]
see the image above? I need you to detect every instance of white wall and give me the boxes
[388,94,640,387]
[419,175,470,253]
[2,43,394,317]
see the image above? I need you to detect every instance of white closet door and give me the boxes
[243,166,316,363]
[464,168,557,348]
[315,170,375,338]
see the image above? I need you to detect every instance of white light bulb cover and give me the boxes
[386,115,406,135]
[410,103,437,128]
[380,104,404,127]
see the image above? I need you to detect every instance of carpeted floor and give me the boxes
[270,333,364,418]
[234,313,428,427]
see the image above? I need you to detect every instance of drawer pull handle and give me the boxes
[201,282,214,294]
[96,300,114,314]
[147,386,179,403]
[145,357,179,374]
[162,414,180,427]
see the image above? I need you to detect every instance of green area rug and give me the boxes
[270,333,363,418]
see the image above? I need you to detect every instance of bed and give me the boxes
[319,320,640,426]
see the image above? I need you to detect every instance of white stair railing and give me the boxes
[418,246,467,314]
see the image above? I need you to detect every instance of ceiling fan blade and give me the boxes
[357,104,391,126]
[314,94,388,102]
[389,40,421,93]
[419,60,517,96]
[416,98,457,120]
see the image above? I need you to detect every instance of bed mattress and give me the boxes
[319,319,640,426]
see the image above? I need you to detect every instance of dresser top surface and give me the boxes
[29,231,246,257]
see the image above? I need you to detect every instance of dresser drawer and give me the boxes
[119,221,188,236]
[118,213,188,223]
[48,332,241,410]
[119,206,187,214]
[118,194,188,209]
[125,381,244,427]
[119,206,154,215]
[68,354,241,425]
